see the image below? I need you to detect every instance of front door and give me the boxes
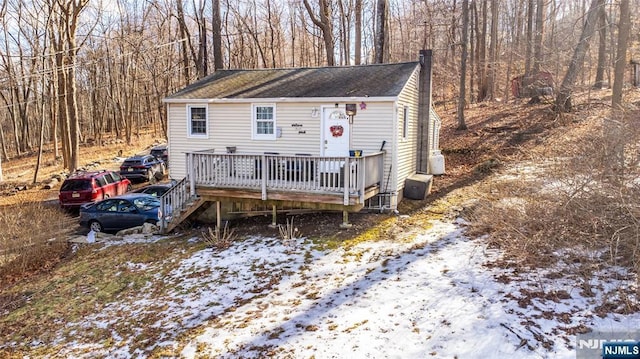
[322,107,350,157]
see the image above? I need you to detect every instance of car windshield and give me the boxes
[132,196,160,210]
[61,179,91,191]
[141,187,166,197]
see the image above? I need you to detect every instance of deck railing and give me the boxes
[159,176,194,233]
[186,151,385,204]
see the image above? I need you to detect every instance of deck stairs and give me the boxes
[159,177,206,233]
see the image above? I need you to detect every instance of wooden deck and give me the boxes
[159,152,385,233]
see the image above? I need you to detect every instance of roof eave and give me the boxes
[163,96,399,104]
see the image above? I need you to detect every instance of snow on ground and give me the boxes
[52,210,640,358]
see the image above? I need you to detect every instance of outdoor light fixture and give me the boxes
[345,103,357,117]
[345,103,357,124]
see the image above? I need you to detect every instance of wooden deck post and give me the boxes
[188,152,196,196]
[216,201,221,229]
[261,154,267,200]
[269,205,277,228]
[340,210,352,228]
[343,157,350,205]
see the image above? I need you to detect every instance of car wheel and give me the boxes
[89,220,103,233]
[126,184,132,192]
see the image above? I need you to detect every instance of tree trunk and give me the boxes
[524,0,534,74]
[176,0,192,82]
[198,12,208,77]
[554,0,604,113]
[486,0,498,101]
[476,0,488,102]
[374,0,388,64]
[457,0,469,130]
[34,98,46,184]
[607,0,630,183]
[532,0,545,73]
[354,0,362,65]
[469,5,475,102]
[611,0,629,110]
[593,3,607,89]
[212,0,223,70]
[66,46,81,172]
[337,0,350,66]
[449,0,458,69]
[0,124,5,182]
[302,0,335,66]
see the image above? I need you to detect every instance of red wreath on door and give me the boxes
[330,125,344,137]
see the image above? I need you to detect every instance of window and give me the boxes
[118,200,136,213]
[103,173,115,184]
[253,104,276,140]
[97,199,118,212]
[95,176,107,187]
[402,106,409,140]
[189,105,208,137]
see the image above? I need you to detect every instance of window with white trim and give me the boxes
[252,104,276,140]
[402,106,409,140]
[188,105,208,137]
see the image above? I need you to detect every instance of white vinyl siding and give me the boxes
[394,68,420,198]
[252,104,276,140]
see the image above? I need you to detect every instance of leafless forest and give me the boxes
[0,0,638,175]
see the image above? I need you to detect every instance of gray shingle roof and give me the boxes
[166,62,420,100]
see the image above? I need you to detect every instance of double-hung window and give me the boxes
[252,104,276,140]
[188,105,208,138]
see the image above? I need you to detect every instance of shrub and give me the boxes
[469,111,640,271]
[278,217,301,246]
[0,203,77,284]
[202,222,236,250]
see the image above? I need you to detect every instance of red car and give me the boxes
[59,170,132,209]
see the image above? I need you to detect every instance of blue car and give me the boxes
[79,193,161,233]
[119,154,166,182]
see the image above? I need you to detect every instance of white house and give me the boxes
[160,51,441,232]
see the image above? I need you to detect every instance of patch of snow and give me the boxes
[97,234,167,249]
[49,215,639,358]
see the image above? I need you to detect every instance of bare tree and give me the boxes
[593,3,607,89]
[532,0,545,73]
[175,0,192,82]
[554,0,604,113]
[475,0,488,101]
[354,0,362,65]
[457,0,469,130]
[524,0,534,74]
[374,0,389,63]
[212,0,223,70]
[606,0,630,182]
[195,0,209,78]
[485,0,499,100]
[611,0,629,110]
[303,0,335,66]
[47,0,89,172]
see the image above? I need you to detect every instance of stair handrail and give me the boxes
[159,177,192,233]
